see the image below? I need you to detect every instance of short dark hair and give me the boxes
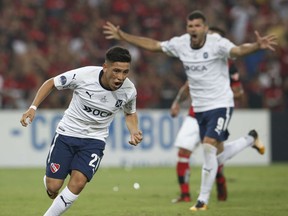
[209,26,226,37]
[105,46,131,63]
[187,10,206,23]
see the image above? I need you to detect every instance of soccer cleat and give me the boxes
[189,200,208,211]
[248,130,265,155]
[171,194,191,203]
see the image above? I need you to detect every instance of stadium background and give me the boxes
[0,0,287,164]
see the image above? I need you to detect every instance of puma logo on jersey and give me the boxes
[60,195,72,207]
[83,105,112,117]
[86,91,94,99]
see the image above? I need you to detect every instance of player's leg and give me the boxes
[190,108,232,211]
[44,133,74,199]
[215,164,227,201]
[43,136,104,216]
[44,175,64,199]
[44,170,86,216]
[217,129,265,165]
[214,142,227,201]
[172,116,200,203]
[43,133,77,216]
[172,147,192,203]
[190,140,218,211]
[214,130,265,201]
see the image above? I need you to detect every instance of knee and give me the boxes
[217,143,224,154]
[178,148,192,157]
[45,177,63,199]
[68,172,88,195]
[203,143,217,154]
[68,180,86,194]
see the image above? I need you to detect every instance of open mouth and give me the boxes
[191,34,198,40]
[114,81,122,88]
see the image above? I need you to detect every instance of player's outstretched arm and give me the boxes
[124,112,143,146]
[230,31,278,58]
[103,21,162,52]
[20,78,55,127]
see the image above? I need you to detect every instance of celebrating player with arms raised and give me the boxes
[170,27,245,203]
[103,10,276,211]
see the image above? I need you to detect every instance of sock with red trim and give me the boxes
[176,152,191,198]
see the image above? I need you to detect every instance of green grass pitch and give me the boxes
[0,164,287,216]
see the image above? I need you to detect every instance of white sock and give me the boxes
[217,136,254,165]
[198,144,218,204]
[43,186,79,216]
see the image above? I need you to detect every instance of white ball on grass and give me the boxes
[113,186,119,192]
[133,182,140,190]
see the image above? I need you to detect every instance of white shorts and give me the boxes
[174,116,200,152]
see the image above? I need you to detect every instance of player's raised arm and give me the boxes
[103,21,162,52]
[20,78,55,127]
[230,31,278,58]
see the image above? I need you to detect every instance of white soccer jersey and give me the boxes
[53,66,137,141]
[161,33,236,112]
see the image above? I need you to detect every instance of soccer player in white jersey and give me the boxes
[171,65,243,203]
[170,27,245,204]
[103,10,277,211]
[20,46,143,216]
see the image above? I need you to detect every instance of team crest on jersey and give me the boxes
[115,100,123,107]
[203,52,208,59]
[59,76,67,85]
[50,163,60,173]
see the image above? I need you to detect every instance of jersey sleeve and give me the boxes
[216,37,236,59]
[123,91,137,114]
[53,68,84,90]
[160,37,181,57]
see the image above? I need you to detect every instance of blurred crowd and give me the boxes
[0,0,287,111]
